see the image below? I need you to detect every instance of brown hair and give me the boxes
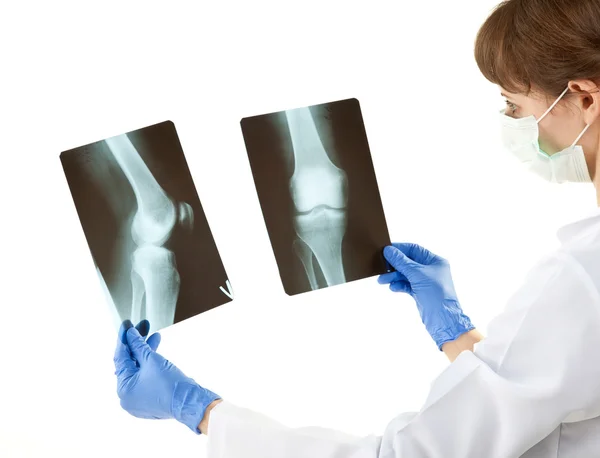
[474,0,600,98]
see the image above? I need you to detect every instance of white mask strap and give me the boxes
[571,123,591,147]
[537,86,570,124]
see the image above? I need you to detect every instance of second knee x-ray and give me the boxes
[60,121,233,332]
[241,98,392,296]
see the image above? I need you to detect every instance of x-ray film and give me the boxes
[241,98,392,296]
[60,121,233,332]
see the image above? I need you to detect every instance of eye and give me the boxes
[505,99,518,114]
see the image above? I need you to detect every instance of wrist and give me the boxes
[172,381,221,435]
[199,398,224,435]
[427,300,474,349]
[442,329,485,362]
[442,300,473,335]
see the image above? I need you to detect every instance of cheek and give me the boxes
[538,116,575,155]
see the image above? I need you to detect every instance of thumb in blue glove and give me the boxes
[377,243,475,350]
[113,320,221,434]
[118,319,161,361]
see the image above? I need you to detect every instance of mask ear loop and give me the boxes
[536,86,570,124]
[571,123,591,147]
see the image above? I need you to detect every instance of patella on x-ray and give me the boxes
[60,121,233,332]
[241,98,392,296]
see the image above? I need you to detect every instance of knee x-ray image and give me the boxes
[241,98,392,296]
[60,121,233,332]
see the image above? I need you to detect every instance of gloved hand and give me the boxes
[113,319,221,434]
[378,243,475,350]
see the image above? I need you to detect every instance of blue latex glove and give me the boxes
[378,243,475,350]
[114,319,221,434]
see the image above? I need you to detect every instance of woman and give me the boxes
[113,0,600,456]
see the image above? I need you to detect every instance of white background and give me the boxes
[0,1,597,457]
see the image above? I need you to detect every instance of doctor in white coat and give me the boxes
[112,0,600,456]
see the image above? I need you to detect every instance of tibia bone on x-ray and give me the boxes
[292,238,319,290]
[285,107,348,289]
[105,134,194,330]
[130,245,180,329]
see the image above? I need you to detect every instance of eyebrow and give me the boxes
[500,92,518,104]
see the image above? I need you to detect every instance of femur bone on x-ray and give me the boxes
[286,107,349,290]
[104,134,193,330]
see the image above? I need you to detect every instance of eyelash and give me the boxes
[505,99,517,113]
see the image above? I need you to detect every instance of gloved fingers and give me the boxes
[383,246,418,274]
[126,327,153,364]
[377,272,397,284]
[135,319,150,338]
[114,320,137,377]
[127,320,155,368]
[389,280,413,294]
[391,242,441,265]
[146,332,162,352]
[114,341,137,376]
[119,319,134,345]
[132,319,159,350]
[377,271,409,285]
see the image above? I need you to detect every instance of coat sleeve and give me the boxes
[205,252,600,458]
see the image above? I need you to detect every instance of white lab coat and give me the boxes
[206,208,600,458]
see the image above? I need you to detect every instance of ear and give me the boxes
[567,79,600,125]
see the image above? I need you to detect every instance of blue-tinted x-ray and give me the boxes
[241,98,392,296]
[60,121,233,332]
